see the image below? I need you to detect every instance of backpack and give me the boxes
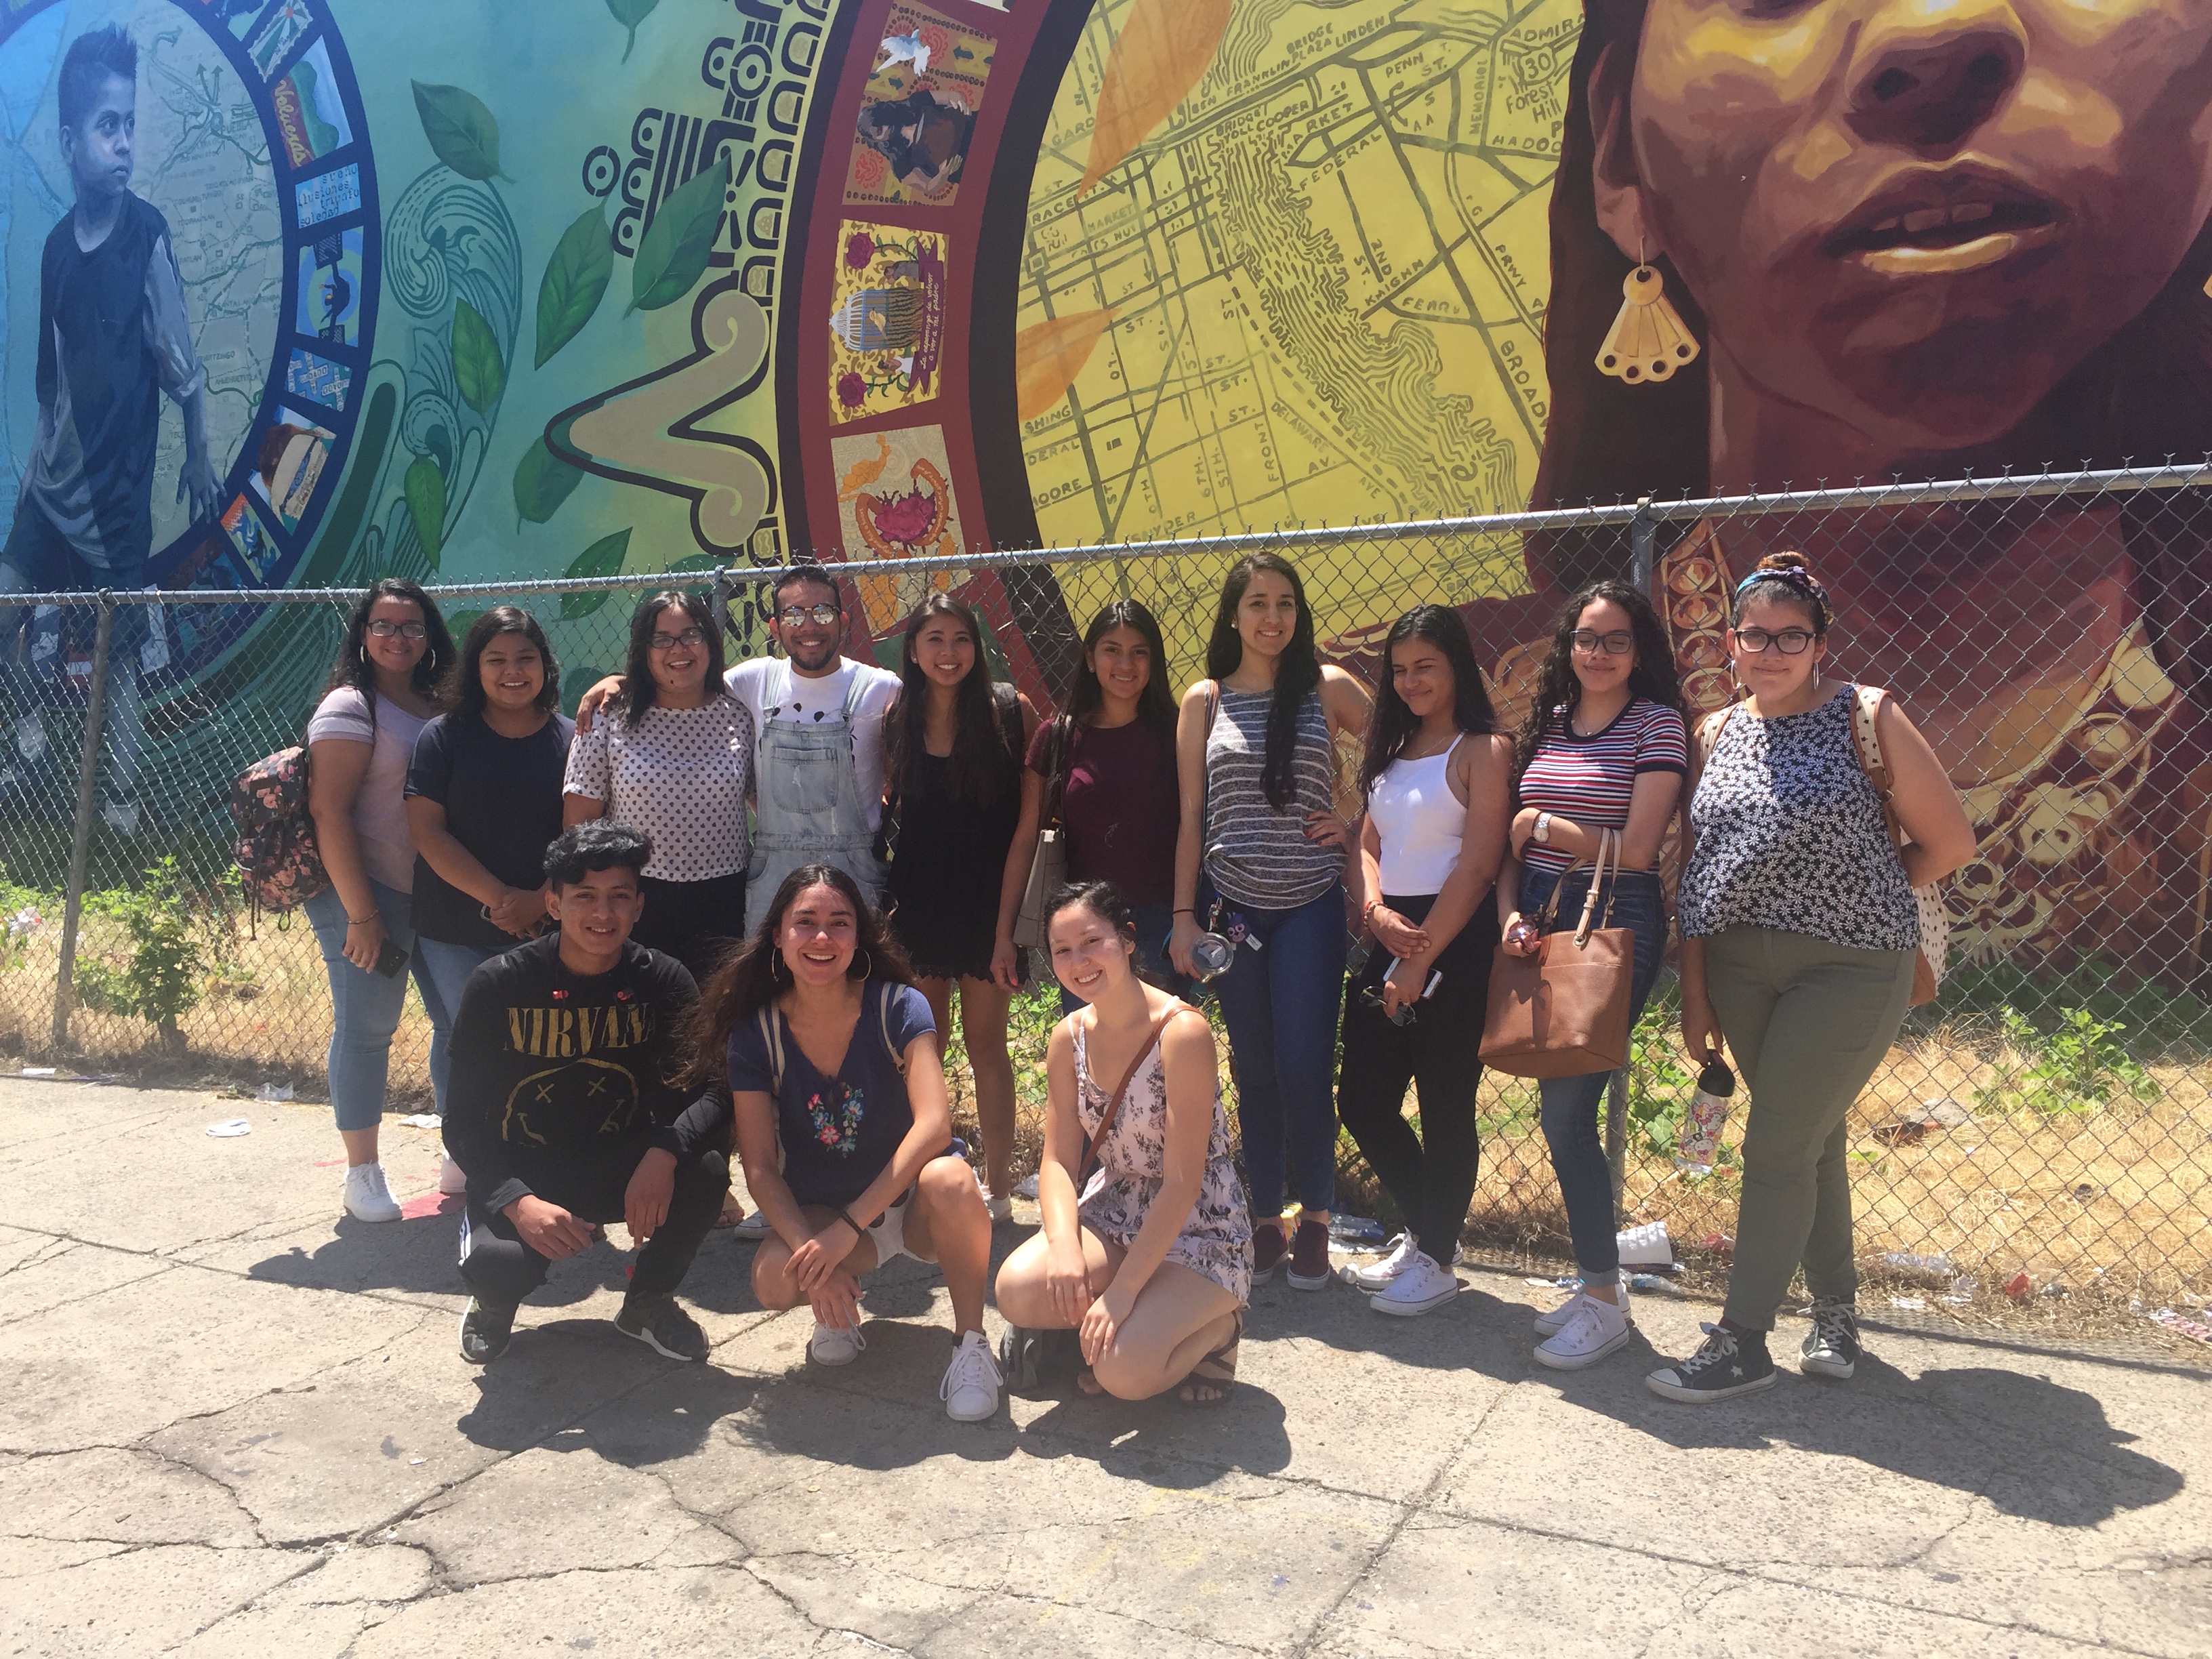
[753,977,909,1097]
[228,745,329,915]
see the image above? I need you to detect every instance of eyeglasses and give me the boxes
[1735,627,1817,655]
[1570,629,1634,656]
[777,602,839,627]
[649,626,708,651]
[365,620,426,640]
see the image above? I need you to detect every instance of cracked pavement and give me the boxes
[1,1077,2207,1656]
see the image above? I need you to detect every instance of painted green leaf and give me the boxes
[560,529,633,619]
[513,436,583,529]
[534,208,614,369]
[403,455,446,569]
[445,610,485,648]
[561,661,613,719]
[628,155,728,315]
[451,298,506,417]
[411,81,505,182]
[607,0,659,63]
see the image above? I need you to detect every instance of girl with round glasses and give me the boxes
[1652,554,1973,1405]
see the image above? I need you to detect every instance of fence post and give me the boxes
[709,565,733,640]
[1602,495,1658,1223]
[1629,493,1656,593]
[52,591,116,1051]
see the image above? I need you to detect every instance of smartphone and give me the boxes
[373,937,410,979]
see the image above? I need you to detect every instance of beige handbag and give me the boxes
[1480,829,1636,1079]
[1846,686,1949,1007]
[1012,717,1071,948]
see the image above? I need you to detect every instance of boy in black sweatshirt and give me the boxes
[444,821,730,1364]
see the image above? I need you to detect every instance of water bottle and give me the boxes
[1675,1059,1736,1174]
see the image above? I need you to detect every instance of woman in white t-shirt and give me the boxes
[563,590,755,983]
[304,579,458,1224]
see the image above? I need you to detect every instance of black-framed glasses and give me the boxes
[1570,628,1634,656]
[777,602,839,627]
[365,620,427,640]
[649,626,708,651]
[1735,627,1816,655]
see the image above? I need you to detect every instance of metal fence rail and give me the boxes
[7,464,2211,1304]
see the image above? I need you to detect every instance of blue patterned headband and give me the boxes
[1734,564,1830,624]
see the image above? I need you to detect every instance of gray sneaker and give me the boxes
[459,1297,515,1364]
[615,1293,708,1361]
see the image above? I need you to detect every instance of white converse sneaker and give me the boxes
[808,1319,867,1366]
[1534,1278,1631,1337]
[939,1329,1002,1422]
[733,1208,773,1239]
[437,1154,468,1195]
[1534,1291,1633,1370]
[1371,1250,1459,1316]
[1345,1231,1420,1292]
[342,1162,401,1223]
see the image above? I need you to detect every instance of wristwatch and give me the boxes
[1533,812,1554,844]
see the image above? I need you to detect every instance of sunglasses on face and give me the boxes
[777,602,839,627]
[1735,627,1817,655]
[1570,629,1634,656]
[366,620,426,640]
[649,626,708,651]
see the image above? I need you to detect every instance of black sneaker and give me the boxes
[615,1293,708,1361]
[459,1297,515,1364]
[1646,1322,1776,1403]
[1799,1298,1862,1380]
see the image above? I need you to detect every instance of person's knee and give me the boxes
[1091,1346,1164,1401]
[920,1155,981,1211]
[675,1148,730,1206]
[750,1246,803,1309]
[993,1256,1050,1326]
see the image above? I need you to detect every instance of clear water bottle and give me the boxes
[1675,1059,1736,1174]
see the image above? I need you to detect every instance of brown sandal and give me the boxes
[1179,1310,1242,1406]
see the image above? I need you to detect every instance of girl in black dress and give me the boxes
[882,594,1040,1218]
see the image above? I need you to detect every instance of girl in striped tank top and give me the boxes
[1170,554,1372,1289]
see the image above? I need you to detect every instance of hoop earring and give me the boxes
[1597,247,1699,386]
[771,951,792,985]
[849,946,874,981]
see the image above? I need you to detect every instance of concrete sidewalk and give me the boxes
[1,1077,2205,1658]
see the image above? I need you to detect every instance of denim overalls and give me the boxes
[745,660,888,932]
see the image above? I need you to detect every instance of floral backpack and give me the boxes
[228,745,329,915]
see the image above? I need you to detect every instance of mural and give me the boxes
[2,0,2209,977]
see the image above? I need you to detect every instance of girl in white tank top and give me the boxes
[1338,609,1513,1317]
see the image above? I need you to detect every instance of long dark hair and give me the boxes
[1359,607,1495,797]
[1510,579,1686,780]
[1067,600,1176,743]
[325,577,454,705]
[447,606,560,720]
[684,862,916,1086]
[884,593,1017,805]
[618,590,728,729]
[1204,553,1322,810]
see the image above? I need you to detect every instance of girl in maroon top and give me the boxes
[996,601,1184,1012]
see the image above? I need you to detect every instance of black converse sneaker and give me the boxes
[615,1293,709,1362]
[458,1297,516,1364]
[1646,1322,1777,1403]
[1799,1298,1862,1380]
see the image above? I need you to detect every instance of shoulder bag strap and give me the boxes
[1042,714,1073,830]
[1078,1004,1178,1185]
[878,978,908,1077]
[1846,684,1909,851]
[757,1003,785,1098]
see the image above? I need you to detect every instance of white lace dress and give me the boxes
[1073,1008,1253,1305]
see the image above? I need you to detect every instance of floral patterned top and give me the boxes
[1073,1004,1252,1305]
[1679,688,1919,952]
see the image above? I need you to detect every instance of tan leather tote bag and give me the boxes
[1480,829,1635,1079]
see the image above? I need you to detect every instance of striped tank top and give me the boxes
[1203,686,1343,910]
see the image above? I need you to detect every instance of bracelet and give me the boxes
[836,1207,869,1239]
[1361,899,1382,925]
[1172,907,1195,916]
[346,914,376,927]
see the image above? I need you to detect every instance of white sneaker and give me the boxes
[733,1208,773,1239]
[1371,1251,1459,1316]
[808,1319,867,1367]
[1345,1233,1462,1292]
[939,1330,1002,1422]
[437,1154,468,1195]
[985,1193,1012,1222]
[342,1162,401,1223]
[1534,1279,1631,1337]
[1534,1292,1634,1370]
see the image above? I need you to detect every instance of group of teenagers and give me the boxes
[297,545,1973,1419]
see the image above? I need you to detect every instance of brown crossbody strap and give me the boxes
[1079,1004,1179,1185]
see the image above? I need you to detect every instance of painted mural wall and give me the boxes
[4,0,2212,972]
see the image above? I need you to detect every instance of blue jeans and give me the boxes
[306,881,459,1131]
[1518,864,1668,1285]
[1207,881,1347,1218]
[413,937,506,1110]
[1057,900,1187,1014]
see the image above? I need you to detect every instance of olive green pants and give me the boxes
[1703,927,1916,1331]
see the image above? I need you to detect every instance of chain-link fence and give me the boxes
[7,462,2212,1305]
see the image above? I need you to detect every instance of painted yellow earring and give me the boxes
[1596,262,1699,385]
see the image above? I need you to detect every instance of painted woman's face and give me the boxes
[1624,0,2212,455]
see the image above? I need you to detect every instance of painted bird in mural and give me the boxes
[880,28,930,79]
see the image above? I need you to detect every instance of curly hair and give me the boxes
[1509,579,1685,781]
[322,577,455,710]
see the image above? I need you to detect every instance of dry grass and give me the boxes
[12,924,2209,1327]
